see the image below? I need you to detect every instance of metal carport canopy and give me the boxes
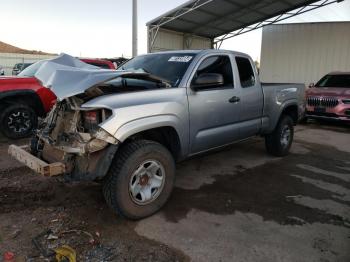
[147,0,342,49]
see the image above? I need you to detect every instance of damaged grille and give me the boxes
[307,97,339,108]
[36,98,116,156]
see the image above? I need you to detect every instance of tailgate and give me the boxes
[8,145,65,177]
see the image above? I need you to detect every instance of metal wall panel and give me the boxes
[149,28,212,53]
[151,29,184,52]
[0,53,57,75]
[260,22,350,85]
[189,36,212,50]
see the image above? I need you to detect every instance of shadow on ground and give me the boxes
[162,141,350,227]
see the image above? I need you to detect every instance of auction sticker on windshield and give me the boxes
[168,56,193,63]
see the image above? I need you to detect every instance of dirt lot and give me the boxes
[0,121,349,261]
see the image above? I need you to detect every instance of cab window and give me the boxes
[235,57,255,88]
[193,55,234,88]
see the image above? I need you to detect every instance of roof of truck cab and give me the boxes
[140,50,203,55]
[140,49,252,57]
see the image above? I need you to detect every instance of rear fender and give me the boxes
[265,100,298,134]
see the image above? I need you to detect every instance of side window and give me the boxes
[235,57,255,88]
[193,55,233,88]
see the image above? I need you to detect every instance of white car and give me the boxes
[0,66,4,76]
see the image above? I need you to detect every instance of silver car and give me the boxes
[9,51,305,219]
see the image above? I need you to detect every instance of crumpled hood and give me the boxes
[34,53,146,101]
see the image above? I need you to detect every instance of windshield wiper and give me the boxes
[120,72,172,88]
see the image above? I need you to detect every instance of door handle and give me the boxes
[229,96,240,103]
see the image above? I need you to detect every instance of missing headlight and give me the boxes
[83,109,112,131]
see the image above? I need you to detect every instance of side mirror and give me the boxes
[192,73,224,90]
[309,82,315,88]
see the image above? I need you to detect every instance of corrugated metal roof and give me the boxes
[147,0,325,39]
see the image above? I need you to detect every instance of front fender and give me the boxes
[114,115,188,157]
[81,88,190,155]
[115,115,181,142]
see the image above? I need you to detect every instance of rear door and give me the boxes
[234,56,264,138]
[187,54,242,154]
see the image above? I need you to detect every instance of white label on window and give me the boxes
[168,56,193,63]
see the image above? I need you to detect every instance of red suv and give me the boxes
[0,58,115,139]
[305,72,350,122]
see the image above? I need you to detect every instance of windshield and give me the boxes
[18,61,44,77]
[121,53,196,87]
[316,74,350,88]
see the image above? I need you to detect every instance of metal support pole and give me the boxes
[132,0,138,57]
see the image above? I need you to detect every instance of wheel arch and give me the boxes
[280,103,299,125]
[268,101,298,132]
[0,90,46,116]
[115,117,184,161]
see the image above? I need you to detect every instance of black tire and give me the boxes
[103,140,176,220]
[0,104,38,139]
[299,116,308,124]
[265,115,294,157]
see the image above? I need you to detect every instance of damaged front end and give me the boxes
[8,53,165,180]
[29,97,119,181]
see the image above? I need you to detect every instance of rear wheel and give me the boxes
[265,115,294,157]
[299,116,308,124]
[103,140,175,220]
[0,104,38,139]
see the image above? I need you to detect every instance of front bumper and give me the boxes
[305,113,350,122]
[306,101,350,122]
[8,145,66,177]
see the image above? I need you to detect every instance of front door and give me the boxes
[188,54,241,154]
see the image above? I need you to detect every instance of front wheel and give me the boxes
[0,104,38,139]
[265,115,294,157]
[103,140,176,220]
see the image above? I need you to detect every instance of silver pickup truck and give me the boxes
[9,50,305,219]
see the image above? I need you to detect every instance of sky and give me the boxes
[1,0,350,61]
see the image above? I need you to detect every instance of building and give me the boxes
[0,41,56,75]
[147,28,212,53]
[146,0,342,54]
[260,22,350,85]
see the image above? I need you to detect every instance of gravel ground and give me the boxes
[0,121,349,261]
